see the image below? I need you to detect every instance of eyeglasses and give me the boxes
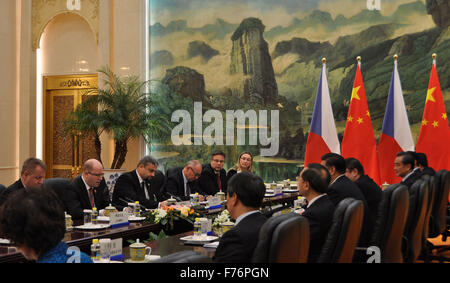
[88,172,104,177]
[212,159,224,163]
[240,157,252,162]
[188,167,201,178]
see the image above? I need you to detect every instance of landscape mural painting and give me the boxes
[148,0,449,182]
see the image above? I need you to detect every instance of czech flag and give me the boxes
[378,57,415,185]
[304,59,340,166]
[341,58,381,185]
[416,55,450,172]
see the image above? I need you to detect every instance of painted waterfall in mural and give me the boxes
[148,0,449,181]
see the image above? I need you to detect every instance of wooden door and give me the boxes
[43,75,98,179]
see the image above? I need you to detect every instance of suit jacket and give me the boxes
[198,164,227,195]
[421,167,435,177]
[71,175,110,214]
[226,169,238,181]
[328,175,371,246]
[301,195,335,263]
[0,179,25,206]
[163,167,203,201]
[214,212,267,263]
[355,175,382,234]
[112,170,165,211]
[0,184,5,196]
[401,168,422,188]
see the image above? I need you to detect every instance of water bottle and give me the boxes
[134,201,141,217]
[65,212,72,231]
[90,239,100,262]
[91,207,98,224]
[193,218,202,239]
[294,196,303,210]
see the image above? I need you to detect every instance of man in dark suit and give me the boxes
[321,153,371,246]
[214,172,267,263]
[394,152,422,188]
[345,157,381,242]
[112,155,167,211]
[70,159,111,219]
[198,151,227,196]
[416,152,436,177]
[298,163,335,262]
[0,157,46,206]
[164,160,204,201]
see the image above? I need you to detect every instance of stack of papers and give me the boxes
[203,241,220,248]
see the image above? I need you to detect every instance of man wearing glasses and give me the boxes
[71,159,110,218]
[198,151,228,196]
[164,160,205,201]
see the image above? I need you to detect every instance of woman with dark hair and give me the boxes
[226,151,254,180]
[0,188,92,263]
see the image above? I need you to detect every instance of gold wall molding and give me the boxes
[32,0,99,50]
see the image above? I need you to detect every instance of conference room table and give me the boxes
[121,230,216,262]
[0,191,301,263]
[0,222,162,263]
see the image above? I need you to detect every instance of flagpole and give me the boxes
[432,53,436,67]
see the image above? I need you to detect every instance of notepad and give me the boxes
[203,241,220,248]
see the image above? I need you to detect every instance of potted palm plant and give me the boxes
[64,67,171,173]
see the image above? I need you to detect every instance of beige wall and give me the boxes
[40,13,99,75]
[0,0,147,185]
[0,1,19,185]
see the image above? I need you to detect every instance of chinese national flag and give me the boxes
[416,61,450,173]
[342,62,381,185]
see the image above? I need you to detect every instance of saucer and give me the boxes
[125,255,161,263]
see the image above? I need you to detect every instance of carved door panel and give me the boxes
[43,75,98,179]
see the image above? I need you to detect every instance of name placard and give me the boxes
[109,212,129,228]
[208,196,221,208]
[274,185,283,196]
[110,238,122,257]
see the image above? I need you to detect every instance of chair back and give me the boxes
[317,198,364,263]
[43,178,74,211]
[428,170,450,238]
[403,179,429,262]
[421,175,436,247]
[252,213,309,263]
[152,250,212,263]
[371,184,409,263]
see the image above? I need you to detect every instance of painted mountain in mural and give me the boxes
[149,0,449,181]
[229,18,278,105]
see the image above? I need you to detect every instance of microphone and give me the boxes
[165,192,182,202]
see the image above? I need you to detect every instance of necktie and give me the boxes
[89,188,95,208]
[217,173,222,192]
[142,181,150,200]
[185,182,191,197]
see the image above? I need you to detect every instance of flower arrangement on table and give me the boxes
[142,204,203,233]
[212,210,235,236]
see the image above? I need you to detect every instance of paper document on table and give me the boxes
[203,241,220,248]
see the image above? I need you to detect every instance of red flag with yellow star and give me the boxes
[342,60,381,185]
[416,59,450,172]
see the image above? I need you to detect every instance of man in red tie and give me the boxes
[198,151,228,197]
[70,159,110,221]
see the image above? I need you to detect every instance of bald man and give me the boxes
[70,159,110,220]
